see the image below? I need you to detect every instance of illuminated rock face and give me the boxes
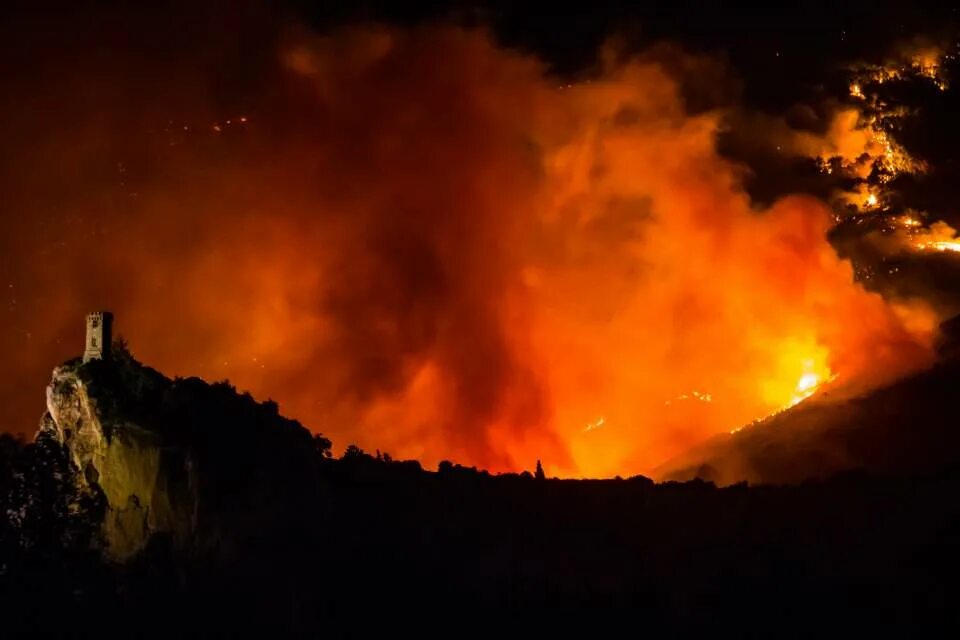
[40,362,197,560]
[36,346,322,562]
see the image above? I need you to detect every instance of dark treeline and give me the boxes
[3,431,960,633]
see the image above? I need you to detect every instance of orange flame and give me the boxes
[909,220,960,253]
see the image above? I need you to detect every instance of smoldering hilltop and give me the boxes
[0,15,944,479]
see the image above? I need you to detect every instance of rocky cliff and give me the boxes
[37,344,327,560]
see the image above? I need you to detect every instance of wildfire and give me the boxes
[911,48,946,84]
[16,26,939,481]
[850,44,950,93]
[820,42,960,272]
[813,43,952,217]
[730,356,835,434]
[917,239,960,253]
[888,218,960,255]
[837,183,887,212]
[871,124,925,178]
[808,109,922,215]
[789,369,829,407]
[900,214,923,228]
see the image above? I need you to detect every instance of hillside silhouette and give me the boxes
[3,343,960,632]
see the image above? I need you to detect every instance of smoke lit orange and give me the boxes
[2,25,939,479]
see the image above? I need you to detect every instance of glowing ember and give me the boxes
[665,390,713,405]
[583,417,605,433]
[900,215,922,228]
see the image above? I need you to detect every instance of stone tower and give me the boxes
[83,311,113,362]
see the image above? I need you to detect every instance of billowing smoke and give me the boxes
[0,16,940,477]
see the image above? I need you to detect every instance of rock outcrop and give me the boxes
[37,344,326,560]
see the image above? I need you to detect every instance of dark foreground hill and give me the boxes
[2,346,960,633]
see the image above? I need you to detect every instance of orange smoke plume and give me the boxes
[0,24,938,479]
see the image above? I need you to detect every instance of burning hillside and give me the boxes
[658,329,960,485]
